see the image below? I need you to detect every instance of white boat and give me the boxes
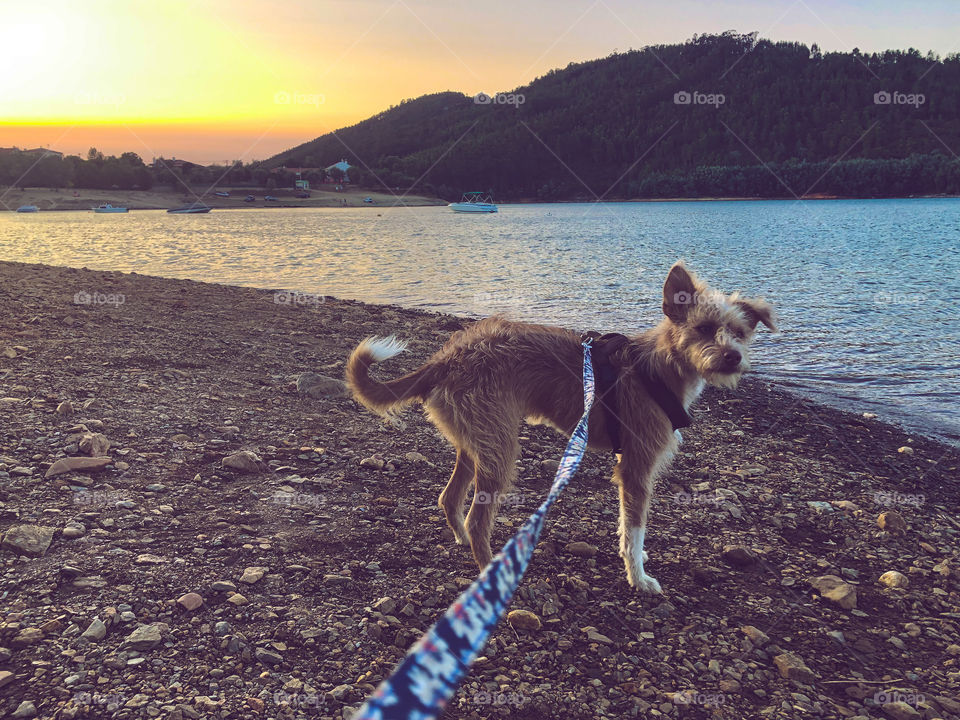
[16,205,39,213]
[448,191,497,213]
[167,203,211,214]
[92,203,128,213]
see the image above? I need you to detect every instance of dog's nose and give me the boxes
[723,349,742,366]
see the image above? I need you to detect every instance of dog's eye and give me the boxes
[696,323,717,336]
[731,327,746,339]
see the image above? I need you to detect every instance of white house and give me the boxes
[325,159,352,181]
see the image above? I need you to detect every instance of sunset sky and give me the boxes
[1,0,956,164]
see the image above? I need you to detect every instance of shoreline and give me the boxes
[5,188,959,212]
[0,186,445,212]
[1,260,958,719]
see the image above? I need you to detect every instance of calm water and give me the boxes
[1,200,958,443]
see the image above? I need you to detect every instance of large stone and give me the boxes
[239,566,267,584]
[773,652,816,683]
[2,525,55,557]
[11,701,36,719]
[124,623,164,649]
[809,575,858,610]
[296,372,348,399]
[878,511,907,534]
[12,628,43,647]
[878,571,909,589]
[507,610,541,631]
[741,625,770,646]
[565,541,598,558]
[222,451,261,473]
[79,432,111,457]
[881,701,921,720]
[44,456,112,478]
[81,619,107,641]
[177,592,204,611]
[721,545,758,567]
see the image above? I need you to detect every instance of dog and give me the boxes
[345,262,775,594]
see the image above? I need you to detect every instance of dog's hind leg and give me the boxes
[438,449,474,545]
[464,419,520,570]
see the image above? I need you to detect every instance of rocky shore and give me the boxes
[0,260,958,720]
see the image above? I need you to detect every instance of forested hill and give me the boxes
[269,33,960,200]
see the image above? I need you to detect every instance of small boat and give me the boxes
[448,191,497,213]
[92,203,128,213]
[16,205,39,213]
[214,191,230,197]
[264,195,278,202]
[167,203,211,214]
[244,195,255,202]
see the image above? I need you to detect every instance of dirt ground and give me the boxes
[0,260,957,720]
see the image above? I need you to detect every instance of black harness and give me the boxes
[582,332,692,454]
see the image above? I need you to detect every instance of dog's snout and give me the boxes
[723,349,742,366]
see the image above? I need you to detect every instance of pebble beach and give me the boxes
[0,260,958,720]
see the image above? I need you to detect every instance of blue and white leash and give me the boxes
[353,342,596,720]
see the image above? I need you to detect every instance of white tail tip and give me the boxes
[361,335,408,362]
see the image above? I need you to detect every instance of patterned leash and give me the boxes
[353,341,596,720]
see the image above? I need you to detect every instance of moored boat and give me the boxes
[448,191,497,213]
[167,203,211,214]
[15,205,39,213]
[93,203,128,213]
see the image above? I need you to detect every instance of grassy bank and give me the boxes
[0,261,958,719]
[0,187,445,212]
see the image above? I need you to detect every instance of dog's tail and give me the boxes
[346,336,434,415]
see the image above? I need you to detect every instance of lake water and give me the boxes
[1,199,958,444]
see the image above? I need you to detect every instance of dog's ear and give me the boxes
[736,298,777,332]
[662,262,698,323]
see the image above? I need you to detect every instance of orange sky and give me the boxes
[1,0,956,164]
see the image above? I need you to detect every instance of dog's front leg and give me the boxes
[614,450,666,595]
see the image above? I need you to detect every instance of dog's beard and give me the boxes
[687,343,750,388]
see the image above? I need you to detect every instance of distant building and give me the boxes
[152,156,196,170]
[325,159,352,182]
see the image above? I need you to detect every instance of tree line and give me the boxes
[268,32,960,200]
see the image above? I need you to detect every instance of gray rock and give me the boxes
[81,619,107,641]
[297,372,348,399]
[254,647,283,665]
[222,451,261,473]
[12,700,37,718]
[2,525,55,556]
[123,623,164,649]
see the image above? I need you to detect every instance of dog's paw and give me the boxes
[642,549,649,563]
[631,573,663,595]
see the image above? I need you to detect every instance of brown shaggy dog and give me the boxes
[346,262,775,593]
